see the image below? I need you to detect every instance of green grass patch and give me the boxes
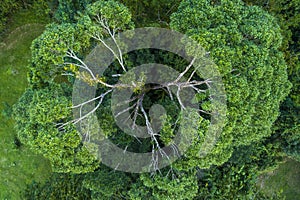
[0,13,51,200]
[1,7,50,39]
[258,158,300,200]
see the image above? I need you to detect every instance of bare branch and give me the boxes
[58,89,113,129]
[114,102,138,118]
[65,50,97,80]
[174,57,196,82]
[93,14,126,72]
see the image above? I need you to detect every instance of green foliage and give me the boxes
[258,159,300,199]
[170,0,291,167]
[1,102,13,119]
[29,0,134,87]
[10,0,298,198]
[0,0,51,36]
[86,0,134,31]
[25,165,130,200]
[196,164,285,200]
[54,0,93,23]
[31,0,52,19]
[0,0,19,33]
[83,165,131,199]
[118,0,182,27]
[274,98,300,162]
[173,109,213,170]
[24,173,91,199]
[195,139,285,199]
[245,0,300,163]
[197,164,258,199]
[29,23,90,87]
[244,0,300,53]
[129,170,198,200]
[267,0,300,163]
[13,84,99,173]
[14,0,135,174]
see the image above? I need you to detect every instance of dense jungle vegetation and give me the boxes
[0,0,299,199]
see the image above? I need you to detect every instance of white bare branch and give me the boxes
[174,57,196,82]
[57,89,113,130]
[65,50,97,80]
[93,14,126,72]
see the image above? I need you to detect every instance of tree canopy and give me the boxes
[10,0,298,199]
[170,0,291,166]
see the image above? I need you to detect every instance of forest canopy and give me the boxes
[5,0,299,199]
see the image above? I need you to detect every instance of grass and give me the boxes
[258,158,300,200]
[0,10,51,200]
[1,7,50,39]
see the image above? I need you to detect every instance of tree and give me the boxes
[24,173,91,199]
[28,22,90,87]
[274,98,300,162]
[13,83,99,173]
[83,165,131,199]
[14,0,293,198]
[170,0,291,167]
[118,0,182,27]
[128,169,198,200]
[244,0,300,162]
[15,0,136,173]
[59,0,219,172]
[54,0,93,23]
